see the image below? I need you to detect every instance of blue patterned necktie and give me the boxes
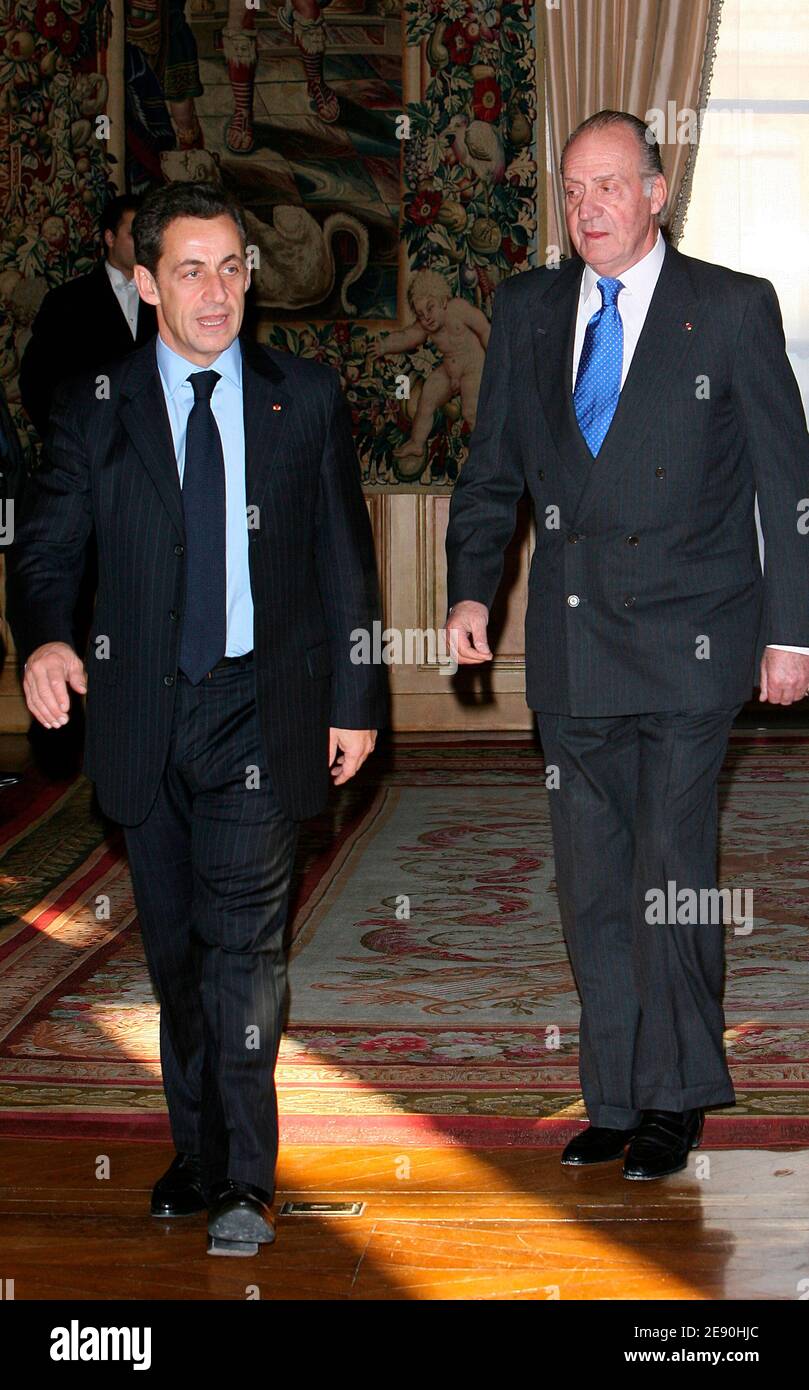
[573,276,625,456]
[178,370,227,684]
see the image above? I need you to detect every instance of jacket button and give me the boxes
[567,594,580,607]
[624,595,636,607]
[538,470,545,480]
[626,534,639,546]
[174,543,184,556]
[169,609,179,620]
[163,674,175,686]
[568,532,580,544]
[655,467,665,478]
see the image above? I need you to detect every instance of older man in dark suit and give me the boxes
[11,181,387,1253]
[445,111,809,1180]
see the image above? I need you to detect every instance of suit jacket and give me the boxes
[9,335,388,824]
[1,383,27,642]
[445,241,809,715]
[19,261,157,437]
[0,382,26,507]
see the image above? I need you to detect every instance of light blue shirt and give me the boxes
[156,335,253,657]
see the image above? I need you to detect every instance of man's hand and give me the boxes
[23,642,87,728]
[329,728,377,785]
[444,600,493,665]
[759,647,809,704]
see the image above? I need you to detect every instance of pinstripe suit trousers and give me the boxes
[123,657,299,1198]
[536,706,742,1127]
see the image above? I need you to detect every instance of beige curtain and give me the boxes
[543,0,724,253]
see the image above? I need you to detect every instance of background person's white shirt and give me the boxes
[105,261,139,340]
[572,229,806,657]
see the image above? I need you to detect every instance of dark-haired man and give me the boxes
[19,194,157,438]
[10,181,387,1255]
[446,110,809,1180]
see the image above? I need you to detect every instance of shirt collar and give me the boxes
[580,228,665,306]
[156,334,242,398]
[105,261,136,293]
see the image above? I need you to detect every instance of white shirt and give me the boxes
[572,227,666,390]
[105,261,139,339]
[573,229,806,657]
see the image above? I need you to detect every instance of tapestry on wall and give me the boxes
[126,0,543,491]
[0,0,119,463]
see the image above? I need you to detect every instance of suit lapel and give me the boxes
[529,259,596,488]
[94,262,133,356]
[117,335,293,540]
[571,243,700,524]
[118,341,185,539]
[93,260,156,350]
[135,301,157,347]
[241,336,294,522]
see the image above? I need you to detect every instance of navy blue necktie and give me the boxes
[178,370,227,684]
[573,276,625,456]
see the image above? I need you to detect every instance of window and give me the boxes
[679,0,809,415]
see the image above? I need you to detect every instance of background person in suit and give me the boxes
[0,379,26,511]
[0,381,25,790]
[17,195,158,778]
[10,181,387,1255]
[19,194,157,438]
[445,111,809,1181]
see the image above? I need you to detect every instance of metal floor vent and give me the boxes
[279,1201,365,1217]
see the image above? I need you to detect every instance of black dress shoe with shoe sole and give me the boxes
[207,1180,275,1256]
[561,1123,641,1165]
[150,1152,208,1217]
[623,1108,705,1180]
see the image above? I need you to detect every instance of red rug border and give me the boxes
[1,1111,807,1149]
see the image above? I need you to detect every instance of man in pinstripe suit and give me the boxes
[446,112,809,1180]
[11,182,387,1254]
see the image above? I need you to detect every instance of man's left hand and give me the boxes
[759,647,809,704]
[329,728,377,784]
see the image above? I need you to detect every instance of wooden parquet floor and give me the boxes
[1,1139,808,1301]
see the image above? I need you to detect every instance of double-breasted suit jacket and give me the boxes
[446,240,809,712]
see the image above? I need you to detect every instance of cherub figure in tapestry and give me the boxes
[373,269,491,465]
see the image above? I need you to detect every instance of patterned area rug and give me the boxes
[1,736,808,1147]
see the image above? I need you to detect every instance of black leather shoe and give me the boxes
[0,773,21,788]
[150,1152,207,1217]
[623,1108,705,1180]
[207,1180,275,1257]
[561,1123,640,1165]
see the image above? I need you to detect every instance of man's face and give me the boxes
[105,210,136,275]
[562,125,667,277]
[133,214,250,366]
